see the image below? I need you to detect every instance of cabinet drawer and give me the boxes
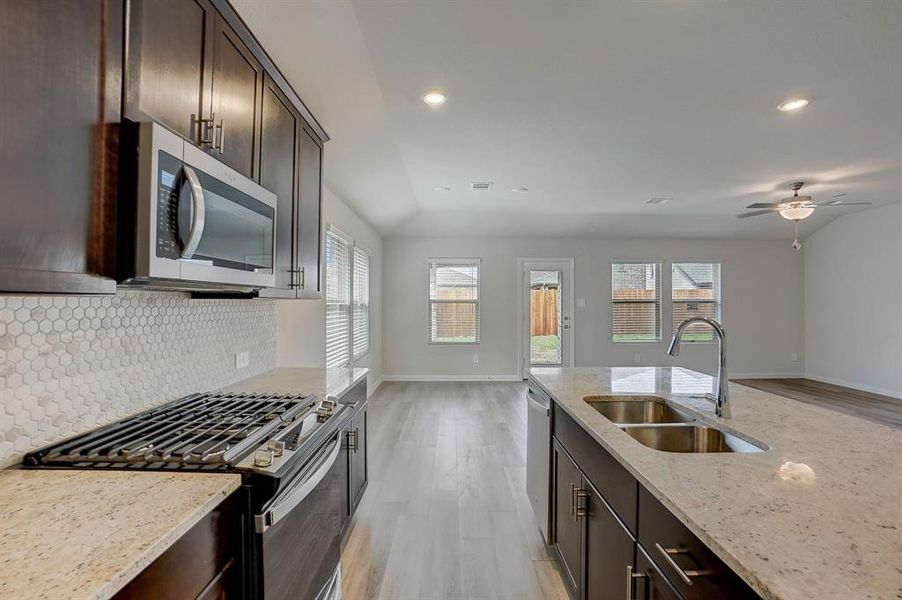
[553,403,638,534]
[638,486,759,599]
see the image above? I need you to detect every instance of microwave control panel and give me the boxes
[155,151,182,260]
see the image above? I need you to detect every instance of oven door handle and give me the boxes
[179,165,205,259]
[254,432,342,533]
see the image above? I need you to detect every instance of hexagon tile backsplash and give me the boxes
[0,290,277,467]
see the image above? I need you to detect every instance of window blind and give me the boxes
[611,262,660,342]
[672,262,721,342]
[325,231,351,368]
[429,258,480,344]
[352,245,370,360]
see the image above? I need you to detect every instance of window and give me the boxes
[611,262,660,342]
[325,229,370,367]
[672,262,721,342]
[325,231,351,368]
[429,258,480,344]
[352,245,370,360]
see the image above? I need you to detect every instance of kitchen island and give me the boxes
[529,366,902,600]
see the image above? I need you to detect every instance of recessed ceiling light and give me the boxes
[423,89,447,106]
[434,186,451,192]
[512,187,529,193]
[777,97,811,112]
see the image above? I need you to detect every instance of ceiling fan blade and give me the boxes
[745,202,787,208]
[736,209,780,219]
[815,201,873,206]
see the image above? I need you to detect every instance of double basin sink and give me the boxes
[584,397,766,453]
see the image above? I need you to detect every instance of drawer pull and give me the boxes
[570,484,588,520]
[654,543,710,586]
[626,565,646,600]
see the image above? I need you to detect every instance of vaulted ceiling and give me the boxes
[234,0,902,239]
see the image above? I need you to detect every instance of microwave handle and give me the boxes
[254,432,342,533]
[179,165,206,259]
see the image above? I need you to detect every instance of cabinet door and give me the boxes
[0,0,120,293]
[348,407,368,513]
[125,0,214,142]
[635,545,684,600]
[552,440,583,596]
[210,13,262,178]
[257,75,300,296]
[296,128,323,297]
[584,480,636,600]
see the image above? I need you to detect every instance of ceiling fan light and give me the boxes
[779,206,815,221]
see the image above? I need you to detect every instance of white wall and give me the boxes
[804,204,902,398]
[383,238,804,380]
[276,187,384,392]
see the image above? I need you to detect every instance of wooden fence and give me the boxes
[530,289,559,336]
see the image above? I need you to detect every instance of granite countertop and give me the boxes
[221,366,369,400]
[0,469,240,600]
[529,366,902,600]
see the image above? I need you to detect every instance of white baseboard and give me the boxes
[804,372,902,400]
[381,374,522,383]
[367,375,384,397]
[731,372,805,379]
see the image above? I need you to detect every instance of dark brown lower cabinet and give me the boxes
[584,481,635,600]
[552,440,583,595]
[113,490,242,600]
[348,406,368,513]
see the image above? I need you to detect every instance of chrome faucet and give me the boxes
[668,317,731,418]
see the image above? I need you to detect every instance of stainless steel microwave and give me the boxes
[121,122,277,291]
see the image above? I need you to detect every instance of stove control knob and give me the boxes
[267,440,285,457]
[254,449,274,467]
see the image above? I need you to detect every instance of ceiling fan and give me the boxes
[736,181,871,251]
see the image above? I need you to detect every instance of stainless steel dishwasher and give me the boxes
[526,378,552,543]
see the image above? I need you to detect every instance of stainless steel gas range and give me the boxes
[23,390,351,600]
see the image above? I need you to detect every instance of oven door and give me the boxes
[254,431,344,600]
[139,122,277,289]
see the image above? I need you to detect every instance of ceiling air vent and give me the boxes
[470,181,494,192]
[645,197,672,205]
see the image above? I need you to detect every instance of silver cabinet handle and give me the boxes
[347,427,359,453]
[654,543,710,586]
[287,268,300,288]
[626,565,645,600]
[179,165,205,259]
[215,118,225,154]
[198,112,216,147]
[254,432,341,533]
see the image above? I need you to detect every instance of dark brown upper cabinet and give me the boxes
[296,127,323,298]
[0,0,121,293]
[209,13,263,179]
[125,0,215,144]
[0,0,326,296]
[258,75,301,297]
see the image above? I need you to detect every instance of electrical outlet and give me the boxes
[473,354,479,364]
[791,352,799,362]
[633,353,641,364]
[235,351,250,369]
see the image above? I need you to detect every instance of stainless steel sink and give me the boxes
[583,397,693,424]
[619,424,766,453]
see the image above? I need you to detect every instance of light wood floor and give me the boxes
[733,378,902,429]
[341,381,569,600]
